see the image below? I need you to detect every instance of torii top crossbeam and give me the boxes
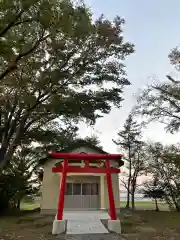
[49,152,123,160]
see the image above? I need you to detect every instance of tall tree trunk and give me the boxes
[131,171,138,210]
[17,198,21,209]
[126,189,130,208]
[174,201,180,212]
[166,184,180,212]
[0,200,9,213]
[0,147,7,170]
[155,198,159,211]
[131,190,135,210]
[164,194,175,211]
[131,181,136,210]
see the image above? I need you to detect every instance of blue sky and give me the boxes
[79,0,180,153]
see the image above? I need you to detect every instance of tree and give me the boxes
[145,142,180,212]
[0,0,134,169]
[0,122,81,212]
[0,147,39,212]
[135,48,180,134]
[27,120,79,154]
[130,141,145,209]
[143,179,165,212]
[113,113,143,209]
[83,135,102,149]
[0,116,103,212]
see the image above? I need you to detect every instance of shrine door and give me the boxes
[64,182,100,209]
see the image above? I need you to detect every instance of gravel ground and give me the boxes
[0,213,124,240]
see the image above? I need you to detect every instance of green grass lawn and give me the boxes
[120,201,169,211]
[120,201,154,205]
[20,200,168,211]
[21,200,158,211]
[20,202,40,210]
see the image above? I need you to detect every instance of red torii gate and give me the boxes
[49,152,123,221]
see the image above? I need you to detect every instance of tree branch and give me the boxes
[0,32,51,81]
[2,108,22,150]
[0,114,27,169]
[0,10,24,37]
[3,96,18,140]
[14,18,37,26]
[120,178,132,194]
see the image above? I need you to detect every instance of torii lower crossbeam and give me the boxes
[49,152,122,222]
[52,166,120,174]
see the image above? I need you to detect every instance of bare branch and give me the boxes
[120,178,132,194]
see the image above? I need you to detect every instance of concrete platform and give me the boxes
[64,211,109,234]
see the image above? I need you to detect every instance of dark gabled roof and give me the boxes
[60,139,108,154]
[39,139,124,166]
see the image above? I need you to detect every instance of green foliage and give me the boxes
[143,183,165,201]
[145,142,180,212]
[0,147,39,212]
[135,48,180,133]
[0,122,102,212]
[79,135,102,149]
[0,0,134,169]
[143,186,164,212]
[113,114,142,154]
[113,113,144,172]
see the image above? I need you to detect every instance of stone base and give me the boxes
[108,219,121,234]
[52,219,66,235]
